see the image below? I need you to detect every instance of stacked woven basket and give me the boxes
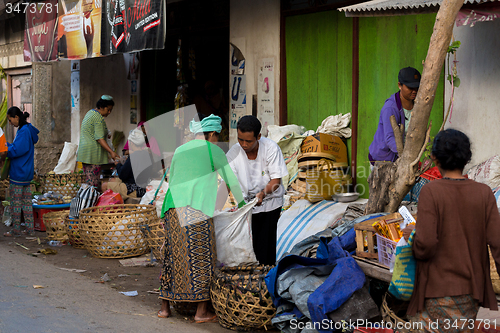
[78,204,156,258]
[211,265,276,331]
[43,210,70,242]
[40,173,85,198]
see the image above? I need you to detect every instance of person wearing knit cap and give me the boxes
[122,121,161,156]
[102,128,148,199]
[158,114,244,322]
[77,95,119,189]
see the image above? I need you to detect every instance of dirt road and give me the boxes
[0,226,230,333]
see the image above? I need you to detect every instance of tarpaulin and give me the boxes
[101,0,165,55]
[24,0,58,62]
[266,231,366,333]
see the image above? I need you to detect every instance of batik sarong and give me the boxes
[159,207,216,302]
[408,294,479,333]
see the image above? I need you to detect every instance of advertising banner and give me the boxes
[101,0,165,55]
[456,8,500,27]
[24,0,59,62]
[57,0,102,59]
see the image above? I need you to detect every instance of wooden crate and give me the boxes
[354,212,402,259]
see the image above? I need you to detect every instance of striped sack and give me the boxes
[69,185,100,218]
[276,199,351,261]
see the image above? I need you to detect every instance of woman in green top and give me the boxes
[158,114,245,322]
[77,95,119,188]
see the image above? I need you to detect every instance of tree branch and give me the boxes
[407,121,432,185]
[390,115,404,157]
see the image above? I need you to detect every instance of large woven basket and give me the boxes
[139,220,165,260]
[172,302,198,316]
[64,216,85,249]
[381,293,417,333]
[78,204,152,258]
[211,265,276,331]
[0,178,9,200]
[40,173,85,197]
[489,246,500,294]
[43,210,70,241]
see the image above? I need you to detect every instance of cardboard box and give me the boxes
[300,133,348,166]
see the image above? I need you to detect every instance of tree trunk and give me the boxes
[366,0,464,214]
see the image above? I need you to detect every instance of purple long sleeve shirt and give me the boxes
[368,92,404,163]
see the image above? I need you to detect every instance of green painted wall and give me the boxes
[286,10,353,155]
[286,11,444,198]
[357,14,444,198]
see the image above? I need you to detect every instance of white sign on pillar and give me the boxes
[71,60,80,144]
[257,58,275,137]
[229,74,246,145]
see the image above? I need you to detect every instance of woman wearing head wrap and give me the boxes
[102,128,148,199]
[77,95,119,188]
[157,114,245,322]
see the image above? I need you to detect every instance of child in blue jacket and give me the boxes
[3,106,39,237]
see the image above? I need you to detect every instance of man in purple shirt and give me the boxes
[368,67,421,164]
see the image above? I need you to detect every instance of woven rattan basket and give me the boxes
[40,173,85,197]
[211,265,276,331]
[78,204,153,258]
[139,220,165,260]
[0,178,9,200]
[381,292,418,333]
[43,210,70,242]
[489,246,500,294]
[172,302,198,316]
[64,216,85,249]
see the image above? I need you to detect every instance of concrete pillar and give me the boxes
[32,62,71,175]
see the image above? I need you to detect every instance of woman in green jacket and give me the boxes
[157,114,244,322]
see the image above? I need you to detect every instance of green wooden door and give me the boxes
[286,11,444,198]
[357,14,444,198]
[286,10,353,134]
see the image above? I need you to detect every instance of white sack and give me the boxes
[140,179,169,217]
[316,113,352,139]
[467,155,500,189]
[54,142,78,174]
[213,199,258,267]
[268,124,306,143]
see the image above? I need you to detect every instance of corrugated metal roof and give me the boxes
[339,0,499,16]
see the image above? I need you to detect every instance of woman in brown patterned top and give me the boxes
[403,129,500,332]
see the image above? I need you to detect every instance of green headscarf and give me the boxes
[189,114,222,134]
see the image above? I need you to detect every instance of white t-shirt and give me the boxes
[404,108,412,134]
[226,137,289,214]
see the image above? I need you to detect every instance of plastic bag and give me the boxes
[213,199,258,267]
[96,190,123,207]
[2,206,11,227]
[389,237,408,273]
[69,184,100,218]
[53,142,78,174]
[139,180,169,217]
[388,230,416,301]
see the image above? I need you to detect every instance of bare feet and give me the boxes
[158,299,171,318]
[194,301,217,323]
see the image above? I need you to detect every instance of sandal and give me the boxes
[4,231,20,237]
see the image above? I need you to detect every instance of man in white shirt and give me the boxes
[226,116,288,265]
